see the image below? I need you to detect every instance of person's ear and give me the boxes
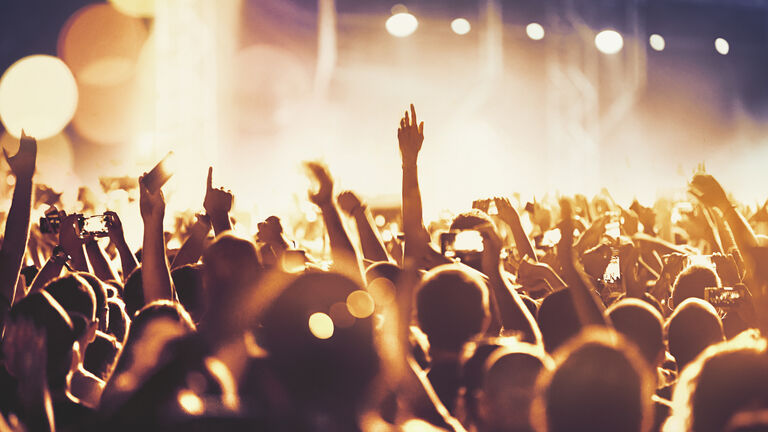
[87,320,98,344]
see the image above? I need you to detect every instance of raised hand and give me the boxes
[58,211,84,254]
[203,167,233,218]
[3,130,37,181]
[256,216,286,246]
[139,175,165,225]
[493,197,517,222]
[689,173,730,209]
[305,161,334,207]
[337,190,364,215]
[397,104,424,167]
[105,211,125,243]
[472,198,491,214]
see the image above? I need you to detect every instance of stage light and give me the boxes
[386,12,418,38]
[0,55,78,139]
[595,30,623,54]
[109,0,154,18]
[649,34,665,51]
[526,23,545,41]
[308,312,334,339]
[451,18,471,35]
[715,37,729,55]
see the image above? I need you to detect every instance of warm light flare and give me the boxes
[386,12,418,38]
[451,18,471,35]
[595,30,624,54]
[308,312,334,339]
[526,23,545,41]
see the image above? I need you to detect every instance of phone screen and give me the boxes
[141,151,175,193]
[705,286,745,308]
[80,215,109,238]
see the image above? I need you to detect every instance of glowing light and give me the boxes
[329,302,356,328]
[375,215,386,227]
[368,278,395,306]
[177,389,204,415]
[451,18,471,35]
[0,55,78,139]
[109,0,154,18]
[595,30,624,55]
[386,12,418,38]
[346,290,375,319]
[6,175,15,186]
[382,230,393,242]
[715,37,729,55]
[308,312,334,339]
[649,34,665,51]
[526,23,545,41]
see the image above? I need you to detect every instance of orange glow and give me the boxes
[0,132,74,188]
[109,0,155,18]
[308,312,334,339]
[0,55,78,139]
[346,290,375,319]
[177,389,204,415]
[368,278,395,306]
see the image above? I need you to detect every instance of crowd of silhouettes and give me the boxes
[0,105,767,432]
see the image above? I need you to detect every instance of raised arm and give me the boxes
[398,104,429,261]
[139,176,175,303]
[494,197,537,262]
[0,132,36,308]
[306,162,362,280]
[478,222,542,344]
[203,167,233,236]
[337,190,391,263]
[171,214,211,269]
[27,247,68,293]
[84,238,119,282]
[105,211,137,280]
[58,212,90,273]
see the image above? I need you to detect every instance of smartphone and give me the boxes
[79,215,110,238]
[705,285,746,308]
[39,208,61,234]
[605,211,621,242]
[440,230,484,257]
[141,151,175,193]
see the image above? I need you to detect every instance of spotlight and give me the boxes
[451,18,471,35]
[386,10,418,38]
[526,23,545,41]
[649,34,665,51]
[595,30,623,54]
[715,37,729,55]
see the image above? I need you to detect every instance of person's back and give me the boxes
[532,328,655,432]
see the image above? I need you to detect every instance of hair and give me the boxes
[671,265,721,309]
[450,209,494,231]
[364,261,402,286]
[607,299,665,367]
[107,298,130,345]
[665,298,724,371]
[259,272,380,407]
[76,272,109,332]
[665,331,768,432]
[171,264,206,324]
[415,265,490,352]
[8,291,76,390]
[537,289,581,353]
[84,331,121,381]
[532,329,655,432]
[122,266,144,318]
[44,273,96,339]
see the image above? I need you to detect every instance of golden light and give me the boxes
[649,34,665,51]
[0,55,78,139]
[177,389,204,416]
[595,30,624,54]
[308,312,334,339]
[58,4,147,86]
[526,23,545,41]
[715,37,730,55]
[329,302,356,328]
[109,0,154,18]
[386,12,418,38]
[368,278,395,306]
[346,290,375,319]
[375,215,386,227]
[451,18,471,35]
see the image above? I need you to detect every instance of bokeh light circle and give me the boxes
[109,0,154,18]
[308,312,334,339]
[0,55,78,139]
[595,30,624,54]
[451,18,471,35]
[526,23,545,41]
[386,12,418,38]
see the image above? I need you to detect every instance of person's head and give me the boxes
[364,261,402,286]
[415,265,490,353]
[665,298,725,371]
[259,272,379,409]
[44,273,97,349]
[450,209,493,231]
[665,331,768,432]
[122,266,144,318]
[4,291,77,391]
[171,264,206,324]
[107,298,130,345]
[476,342,552,432]
[84,331,121,381]
[202,233,263,338]
[670,265,721,309]
[76,272,110,333]
[537,289,580,353]
[532,329,655,432]
[607,299,665,367]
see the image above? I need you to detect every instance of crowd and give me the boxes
[0,105,766,432]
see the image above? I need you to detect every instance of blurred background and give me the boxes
[1,0,768,224]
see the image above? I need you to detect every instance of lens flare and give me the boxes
[450,18,471,35]
[715,37,729,55]
[595,30,624,54]
[346,290,375,319]
[526,23,545,41]
[308,312,334,339]
[649,34,665,51]
[386,12,418,38]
